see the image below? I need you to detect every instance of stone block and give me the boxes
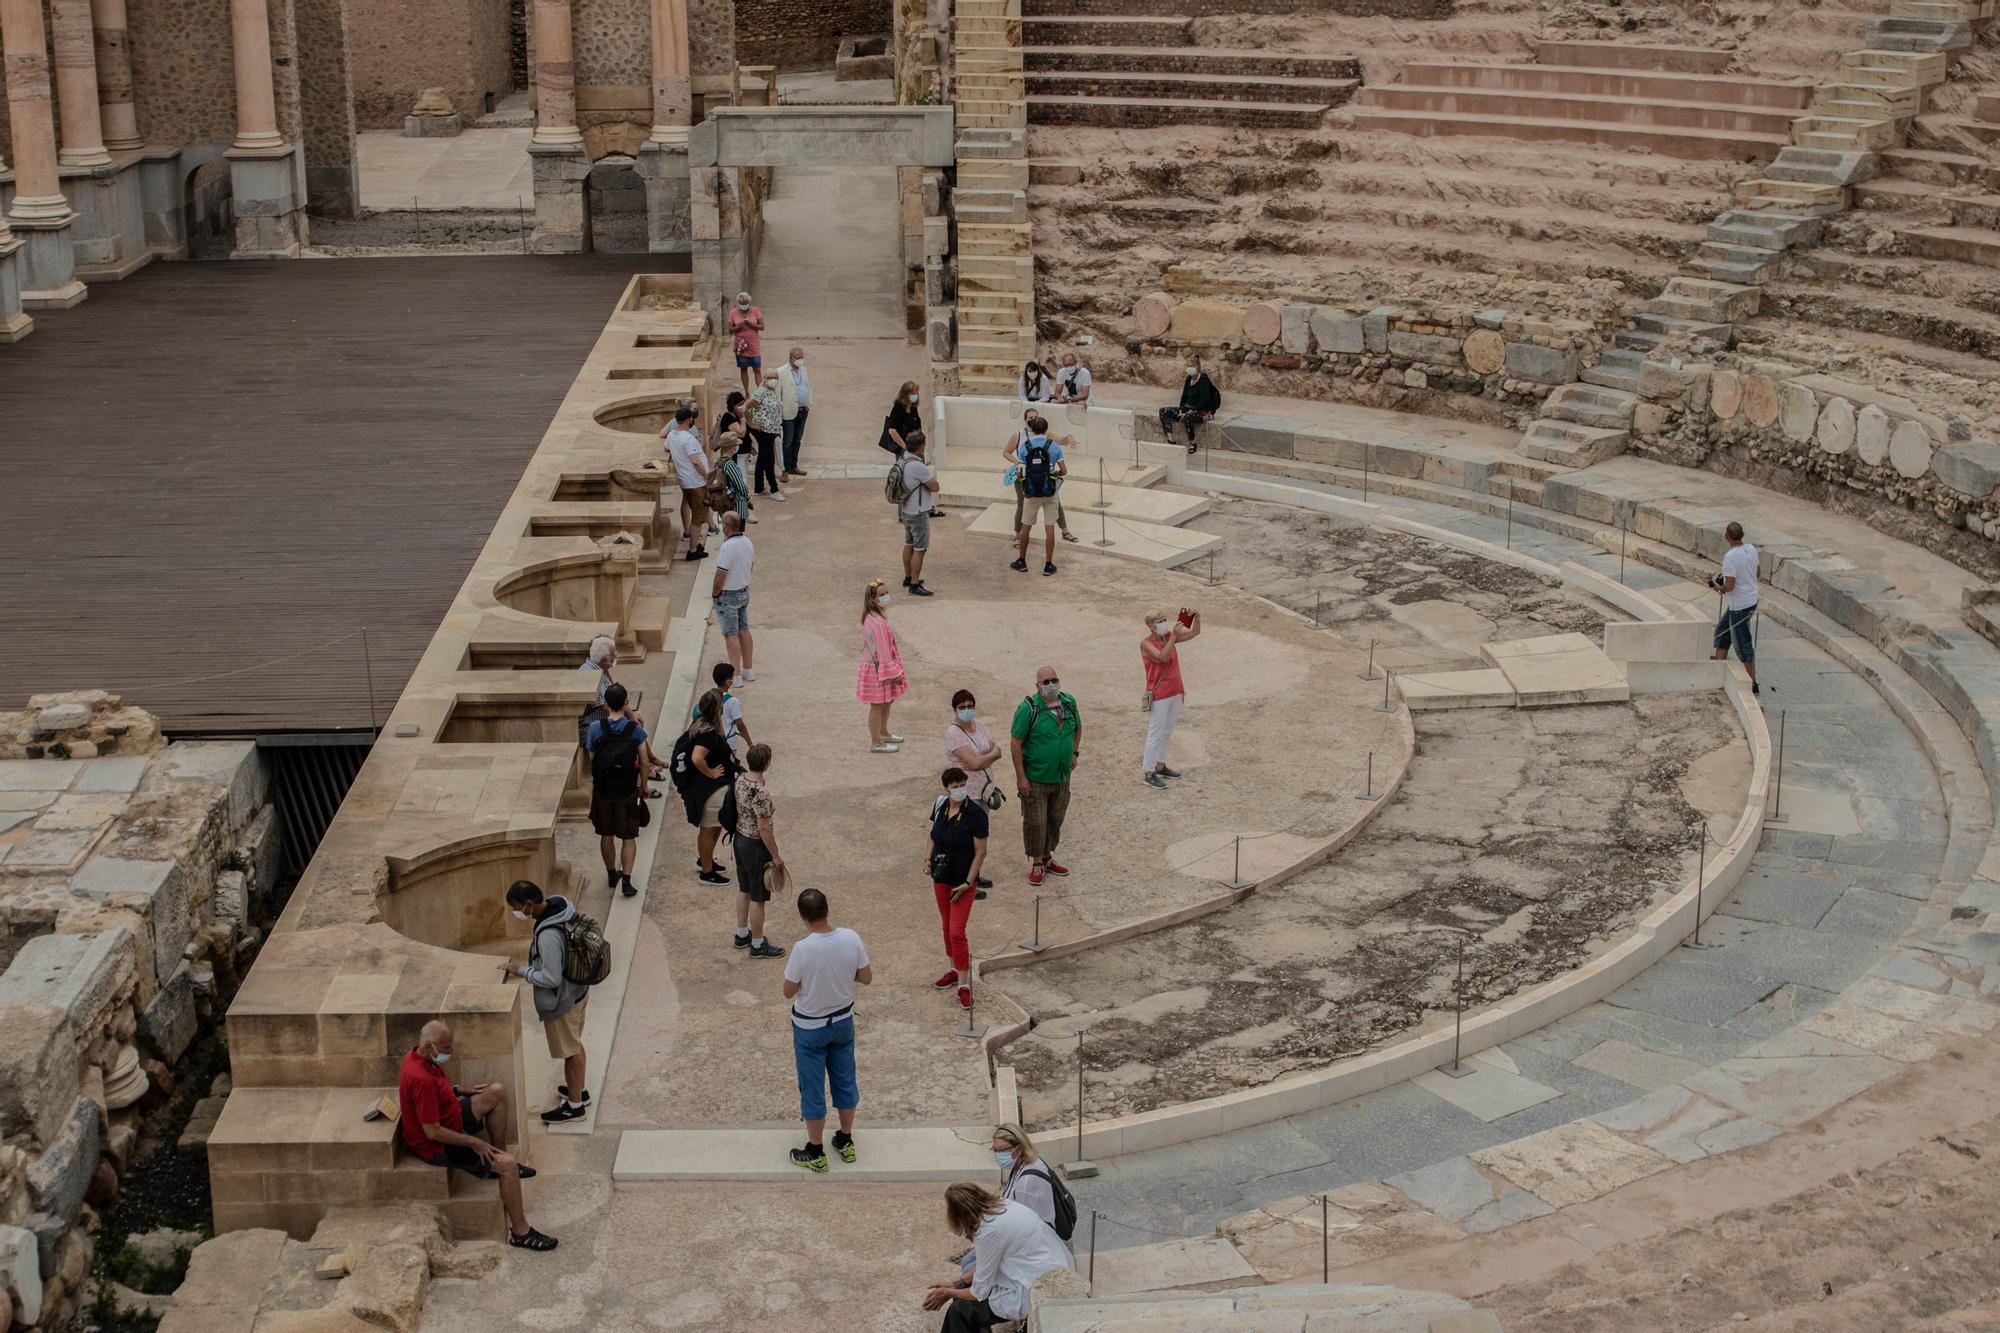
[335,1242,429,1333]
[1890,419,1935,479]
[1363,308,1390,353]
[1638,361,1694,402]
[1504,341,1579,385]
[1242,299,1285,347]
[0,929,135,1035]
[1711,368,1743,419]
[1856,403,1892,465]
[1278,303,1314,354]
[401,113,462,138]
[1308,307,1364,354]
[1133,291,1172,339]
[1167,299,1246,345]
[161,742,267,830]
[0,1007,80,1143]
[1462,329,1504,374]
[1742,375,1780,428]
[243,804,284,894]
[0,1226,41,1325]
[26,1096,99,1273]
[1816,396,1856,455]
[1779,382,1817,442]
[68,860,190,989]
[1388,330,1463,365]
[1933,441,2000,498]
[35,704,89,732]
[139,962,198,1065]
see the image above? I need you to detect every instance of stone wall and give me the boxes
[689,0,739,80]
[296,0,361,217]
[733,0,891,72]
[348,0,514,129]
[127,0,240,148]
[0,692,279,1332]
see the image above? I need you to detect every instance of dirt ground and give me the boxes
[999,499,1747,1124]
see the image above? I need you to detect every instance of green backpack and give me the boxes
[558,913,611,987]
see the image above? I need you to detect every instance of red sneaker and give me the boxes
[1043,861,1070,878]
[956,986,972,1010]
[932,970,960,990]
[1028,864,1046,886]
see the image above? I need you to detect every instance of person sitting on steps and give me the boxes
[1161,353,1221,454]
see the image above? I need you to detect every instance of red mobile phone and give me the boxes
[1177,608,1193,627]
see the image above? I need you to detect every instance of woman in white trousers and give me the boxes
[1140,607,1200,789]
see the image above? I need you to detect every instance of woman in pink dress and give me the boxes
[856,578,910,752]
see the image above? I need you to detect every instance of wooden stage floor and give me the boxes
[0,253,671,734]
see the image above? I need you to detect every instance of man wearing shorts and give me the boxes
[1711,520,1761,696]
[712,512,756,681]
[782,889,871,1172]
[899,431,941,598]
[1010,419,1068,578]
[398,1018,555,1251]
[666,404,711,561]
[501,879,592,1123]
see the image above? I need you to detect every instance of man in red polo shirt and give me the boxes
[398,1018,557,1252]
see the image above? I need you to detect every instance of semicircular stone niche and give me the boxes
[493,550,638,624]
[379,830,553,954]
[593,395,689,435]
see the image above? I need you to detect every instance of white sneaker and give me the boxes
[746,513,760,523]
[886,734,905,744]
[871,742,899,753]
[771,491,787,502]
[742,669,757,683]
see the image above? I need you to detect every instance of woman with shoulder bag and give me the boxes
[927,767,988,1011]
[880,381,923,457]
[944,691,1002,893]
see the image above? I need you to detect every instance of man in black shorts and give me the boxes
[397,1019,557,1252]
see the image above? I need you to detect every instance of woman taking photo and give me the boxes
[880,381,923,457]
[1140,606,1200,789]
[928,767,987,1011]
[856,578,910,752]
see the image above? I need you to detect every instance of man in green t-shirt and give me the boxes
[1009,664,1083,887]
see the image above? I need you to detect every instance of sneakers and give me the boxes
[1028,863,1046,886]
[733,931,752,949]
[1752,681,1761,695]
[956,986,972,1011]
[540,1100,586,1125]
[832,1131,857,1164]
[933,969,960,990]
[791,1143,829,1173]
[608,869,623,891]
[902,576,912,589]
[975,889,987,900]
[886,734,905,744]
[976,875,993,888]
[1010,558,1029,573]
[748,940,786,959]
[698,869,730,886]
[746,513,759,524]
[697,857,731,874]
[1143,772,1169,790]
[620,872,638,898]
[871,742,900,754]
[555,1086,591,1105]
[771,491,787,502]
[1043,861,1070,877]
[743,669,757,683]
[909,582,935,597]
[1157,764,1183,779]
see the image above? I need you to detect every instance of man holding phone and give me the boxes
[1140,607,1201,789]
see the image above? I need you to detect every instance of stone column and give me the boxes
[647,0,690,145]
[532,0,582,146]
[0,158,31,341]
[91,0,141,151]
[50,0,110,167]
[3,0,74,222]
[228,0,285,152]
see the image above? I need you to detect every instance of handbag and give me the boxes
[1141,690,1154,714]
[634,795,651,828]
[734,333,754,357]
[982,786,1005,812]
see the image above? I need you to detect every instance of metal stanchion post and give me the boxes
[1506,489,1513,550]
[1087,1211,1098,1294]
[361,627,380,735]
[1322,1195,1330,1283]
[1362,448,1370,502]
[1308,590,1323,631]
[1204,550,1218,588]
[1093,457,1110,509]
[1377,668,1395,713]
[1619,520,1628,586]
[1686,820,1715,949]
[1022,894,1048,952]
[1359,639,1380,681]
[1444,934,1472,1077]
[1357,751,1376,802]
[1070,1033,1098,1178]
[414,196,422,245]
[1094,506,1113,548]
[956,988,986,1040]
[1767,710,1789,824]
[520,195,530,253]
[1224,834,1251,890]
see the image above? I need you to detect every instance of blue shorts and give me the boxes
[792,1015,858,1121]
[1714,603,1756,664]
[716,587,750,636]
[736,353,762,370]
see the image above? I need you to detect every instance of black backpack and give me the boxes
[668,728,700,794]
[1022,438,1056,498]
[589,718,643,795]
[1023,1165,1077,1241]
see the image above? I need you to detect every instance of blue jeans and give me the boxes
[783,405,809,472]
[1714,603,1756,664]
[716,587,750,637]
[792,1015,858,1121]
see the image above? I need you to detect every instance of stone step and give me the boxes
[1022,44,1359,80]
[1534,39,1735,74]
[1029,93,1335,128]
[1632,310,1733,341]
[955,191,1028,223]
[1349,106,1788,161]
[1902,224,2000,266]
[1839,48,1949,83]
[956,161,1030,191]
[1894,0,1990,18]
[1521,417,1630,467]
[1022,14,1190,45]
[1978,91,2000,123]
[1697,238,1786,276]
[1613,327,1663,351]
[1652,274,1762,321]
[1811,81,1922,116]
[1949,192,2000,227]
[965,497,1222,567]
[1790,114,1900,150]
[1836,59,1938,91]
[1852,175,1940,208]
[1708,208,1824,248]
[1544,381,1638,429]
[1026,69,1359,105]
[959,102,1029,129]
[1579,360,1642,392]
[1863,24,1971,53]
[1392,60,1814,109]
[1354,83,1803,136]
[1765,146,1877,185]
[1731,176,1847,208]
[1881,146,2000,187]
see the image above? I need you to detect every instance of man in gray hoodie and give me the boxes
[502,879,592,1124]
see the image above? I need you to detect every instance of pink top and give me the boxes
[1143,634,1185,701]
[856,613,909,705]
[946,719,998,799]
[728,305,763,358]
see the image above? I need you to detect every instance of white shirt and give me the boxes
[667,428,707,489]
[715,535,754,592]
[900,456,935,517]
[1722,542,1759,611]
[784,926,869,1027]
[970,1200,1075,1320]
[1018,374,1051,403]
[1057,364,1091,400]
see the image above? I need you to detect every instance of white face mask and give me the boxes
[949,786,968,802]
[737,300,751,310]
[878,594,892,609]
[1186,367,1199,378]
[956,707,977,723]
[1039,682,1059,700]
[431,1051,451,1066]
[512,909,531,921]
[1155,620,1173,635]
[791,356,803,366]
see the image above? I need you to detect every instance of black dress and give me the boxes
[879,401,922,456]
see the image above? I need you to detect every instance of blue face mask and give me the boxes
[993,1150,1014,1171]
[957,707,976,723]
[431,1051,451,1066]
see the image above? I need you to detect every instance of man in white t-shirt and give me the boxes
[898,430,942,598]
[711,514,757,683]
[782,888,871,1172]
[1053,351,1091,404]
[664,404,711,561]
[1710,521,1760,695]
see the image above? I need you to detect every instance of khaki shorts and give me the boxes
[681,485,710,527]
[1019,493,1058,528]
[545,998,588,1059]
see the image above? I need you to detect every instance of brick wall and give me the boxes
[733,0,891,72]
[348,0,514,129]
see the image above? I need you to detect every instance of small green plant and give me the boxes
[48,742,71,760]
[219,850,248,874]
[103,1240,193,1295]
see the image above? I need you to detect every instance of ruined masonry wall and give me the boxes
[347,0,513,129]
[733,0,892,73]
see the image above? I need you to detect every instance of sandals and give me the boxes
[645,787,662,799]
[1061,530,1080,543]
[509,1227,559,1252]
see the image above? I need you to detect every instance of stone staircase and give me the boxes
[1351,41,1813,162]
[954,0,1037,397]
